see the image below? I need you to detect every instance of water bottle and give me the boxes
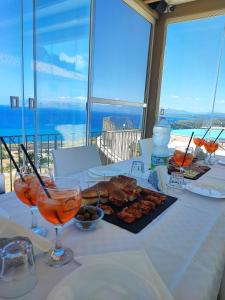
[150,117,171,170]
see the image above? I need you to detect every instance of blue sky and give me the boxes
[0,0,224,115]
[160,15,225,114]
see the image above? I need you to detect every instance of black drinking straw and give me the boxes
[0,137,25,182]
[20,143,51,198]
[181,131,194,167]
[20,144,64,224]
[213,129,224,144]
[202,127,211,140]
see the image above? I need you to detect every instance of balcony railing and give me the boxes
[0,130,142,192]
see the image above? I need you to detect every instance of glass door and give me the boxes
[0,0,35,191]
[88,0,152,163]
[34,0,91,171]
[0,0,24,191]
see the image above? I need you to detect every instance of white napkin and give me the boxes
[148,165,169,193]
[88,164,124,177]
[76,250,174,300]
[0,207,9,219]
[185,176,225,198]
[0,217,51,255]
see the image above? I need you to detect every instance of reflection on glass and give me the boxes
[35,0,90,149]
[159,15,225,139]
[90,103,143,161]
[92,0,151,102]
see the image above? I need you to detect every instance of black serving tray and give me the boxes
[168,158,211,180]
[103,193,177,234]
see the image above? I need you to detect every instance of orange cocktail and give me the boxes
[37,178,81,267]
[38,189,81,225]
[172,146,194,188]
[14,174,54,207]
[173,150,194,168]
[14,172,53,236]
[193,137,205,147]
[204,141,218,154]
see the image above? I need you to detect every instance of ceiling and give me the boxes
[143,0,197,5]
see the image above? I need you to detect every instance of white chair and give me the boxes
[139,138,152,157]
[0,173,5,194]
[52,145,102,177]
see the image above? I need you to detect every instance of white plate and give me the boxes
[218,160,225,166]
[0,208,9,219]
[47,262,160,300]
[185,177,225,198]
[88,165,124,177]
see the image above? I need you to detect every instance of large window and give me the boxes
[159,16,225,141]
[88,0,152,152]
[35,0,90,149]
[91,0,151,102]
[0,0,153,191]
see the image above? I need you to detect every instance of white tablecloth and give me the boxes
[1,159,225,300]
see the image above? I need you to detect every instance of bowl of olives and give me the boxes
[74,205,104,231]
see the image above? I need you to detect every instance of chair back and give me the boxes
[52,145,102,177]
[0,173,5,194]
[139,138,152,157]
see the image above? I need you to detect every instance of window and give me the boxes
[159,16,225,142]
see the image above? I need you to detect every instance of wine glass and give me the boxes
[172,146,194,187]
[193,134,206,157]
[14,168,53,237]
[37,177,81,267]
[204,139,219,165]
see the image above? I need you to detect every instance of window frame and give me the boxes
[86,0,155,143]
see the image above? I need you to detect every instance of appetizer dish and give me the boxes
[81,175,168,225]
[74,205,104,231]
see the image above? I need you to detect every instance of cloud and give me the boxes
[0,52,20,67]
[170,95,179,99]
[59,53,87,70]
[218,99,225,104]
[35,60,87,81]
[195,97,200,101]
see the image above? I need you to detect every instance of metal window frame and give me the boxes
[86,0,155,145]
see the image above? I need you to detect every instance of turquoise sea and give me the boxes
[172,128,225,140]
[1,104,225,141]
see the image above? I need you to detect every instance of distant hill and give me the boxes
[163,108,225,119]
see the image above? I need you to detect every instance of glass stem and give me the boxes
[53,226,64,256]
[31,206,38,229]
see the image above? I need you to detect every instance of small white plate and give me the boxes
[0,208,9,219]
[88,165,124,177]
[218,160,225,166]
[185,177,225,198]
[47,262,160,300]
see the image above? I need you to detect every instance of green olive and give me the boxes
[78,207,86,214]
[76,214,85,221]
[92,214,99,220]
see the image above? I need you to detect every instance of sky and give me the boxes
[160,15,225,114]
[0,0,224,116]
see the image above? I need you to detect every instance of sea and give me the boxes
[1,105,225,141]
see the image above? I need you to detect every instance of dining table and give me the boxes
[1,156,225,300]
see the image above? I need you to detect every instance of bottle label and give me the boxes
[151,155,168,170]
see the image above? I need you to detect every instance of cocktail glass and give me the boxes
[172,146,194,187]
[204,140,219,165]
[193,134,206,157]
[37,177,81,267]
[14,169,53,237]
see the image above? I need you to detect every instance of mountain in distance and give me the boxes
[163,108,225,118]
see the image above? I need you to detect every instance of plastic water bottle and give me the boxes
[150,117,171,170]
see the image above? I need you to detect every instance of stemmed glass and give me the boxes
[204,139,219,165]
[193,134,206,157]
[172,146,194,187]
[37,177,81,267]
[14,168,53,237]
